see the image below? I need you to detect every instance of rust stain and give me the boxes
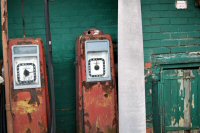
[96,127,103,133]
[102,82,113,94]
[26,128,31,133]
[38,121,47,133]
[27,113,32,123]
[85,119,92,130]
[84,87,114,108]
[82,81,97,90]
[145,62,152,69]
[29,89,40,105]
[146,128,153,133]
[16,41,33,45]
[13,91,19,102]
[41,77,46,88]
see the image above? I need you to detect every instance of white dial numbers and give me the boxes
[12,45,41,89]
[88,58,105,77]
[85,40,111,82]
[17,63,36,85]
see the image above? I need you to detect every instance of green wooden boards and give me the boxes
[152,52,200,133]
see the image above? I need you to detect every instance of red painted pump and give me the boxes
[76,29,118,133]
[8,38,50,133]
[1,0,56,132]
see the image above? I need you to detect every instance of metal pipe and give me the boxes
[1,0,14,132]
[44,0,56,133]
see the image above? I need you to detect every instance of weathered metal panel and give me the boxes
[76,29,118,133]
[8,38,50,133]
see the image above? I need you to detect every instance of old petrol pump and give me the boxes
[0,0,56,132]
[7,38,50,133]
[76,29,118,133]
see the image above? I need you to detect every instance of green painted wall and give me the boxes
[142,0,200,62]
[141,0,200,128]
[4,0,200,132]
[8,0,117,132]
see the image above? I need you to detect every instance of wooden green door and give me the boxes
[154,69,200,133]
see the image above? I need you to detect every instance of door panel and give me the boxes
[160,69,200,132]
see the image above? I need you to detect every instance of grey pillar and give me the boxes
[118,0,146,132]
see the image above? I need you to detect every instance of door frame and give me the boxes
[151,52,200,133]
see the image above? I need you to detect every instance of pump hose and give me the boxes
[44,0,56,133]
[0,86,7,133]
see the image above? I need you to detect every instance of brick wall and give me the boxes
[8,0,117,132]
[141,0,200,128]
[142,0,200,62]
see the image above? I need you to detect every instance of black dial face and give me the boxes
[16,63,36,85]
[88,58,105,77]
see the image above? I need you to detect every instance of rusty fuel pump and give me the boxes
[0,0,56,132]
[76,29,118,133]
[7,38,50,133]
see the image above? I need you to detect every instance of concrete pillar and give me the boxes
[118,0,146,132]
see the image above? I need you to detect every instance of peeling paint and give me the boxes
[188,52,200,55]
[177,70,184,97]
[177,70,192,128]
[179,106,181,111]
[16,100,38,114]
[190,71,195,78]
[149,89,152,95]
[183,71,191,128]
[179,117,184,127]
[171,117,177,126]
[152,52,200,132]
[192,94,195,109]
